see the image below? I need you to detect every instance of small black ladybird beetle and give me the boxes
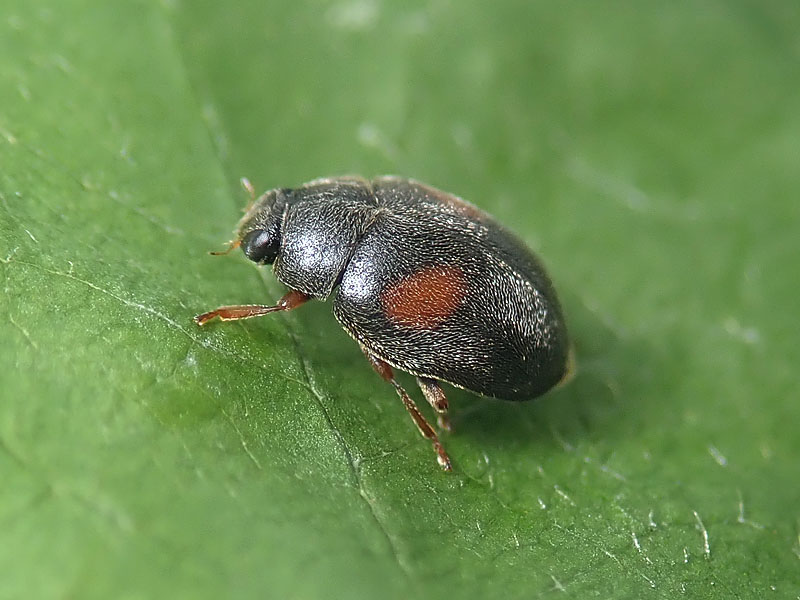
[195,176,570,471]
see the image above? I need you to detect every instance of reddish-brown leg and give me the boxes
[194,290,309,326]
[362,347,452,471]
[416,377,451,432]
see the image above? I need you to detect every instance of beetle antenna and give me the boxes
[209,239,241,256]
[240,177,256,213]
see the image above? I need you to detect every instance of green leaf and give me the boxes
[2,1,799,598]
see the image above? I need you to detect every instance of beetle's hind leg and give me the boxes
[416,377,451,432]
[361,348,452,471]
[194,290,309,325]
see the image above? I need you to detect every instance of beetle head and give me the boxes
[233,188,291,265]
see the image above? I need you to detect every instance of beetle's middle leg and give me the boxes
[361,347,452,471]
[194,289,309,326]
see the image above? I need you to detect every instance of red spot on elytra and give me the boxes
[382,265,467,329]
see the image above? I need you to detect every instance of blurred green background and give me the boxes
[1,1,798,598]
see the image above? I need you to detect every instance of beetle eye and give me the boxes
[241,229,278,264]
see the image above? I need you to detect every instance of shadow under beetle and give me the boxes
[195,176,570,471]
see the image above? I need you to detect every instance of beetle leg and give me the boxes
[416,377,451,432]
[362,348,452,471]
[194,290,309,326]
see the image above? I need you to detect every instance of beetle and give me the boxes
[195,176,570,470]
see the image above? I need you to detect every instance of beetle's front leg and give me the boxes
[194,289,309,325]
